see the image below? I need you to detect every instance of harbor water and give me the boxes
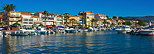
[0,30,154,54]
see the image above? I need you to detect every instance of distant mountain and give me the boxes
[124,16,154,22]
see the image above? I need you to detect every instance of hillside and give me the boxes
[124,16,154,22]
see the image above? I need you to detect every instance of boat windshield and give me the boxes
[146,25,154,29]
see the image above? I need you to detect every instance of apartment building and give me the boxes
[3,11,22,25]
[35,12,56,27]
[56,15,64,26]
[95,14,107,20]
[21,12,34,26]
[78,11,95,26]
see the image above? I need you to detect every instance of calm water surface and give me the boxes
[0,30,154,54]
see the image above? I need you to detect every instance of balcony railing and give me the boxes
[9,15,21,18]
[9,19,22,21]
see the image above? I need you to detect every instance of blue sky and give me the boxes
[0,0,154,16]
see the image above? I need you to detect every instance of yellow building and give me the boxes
[66,15,80,26]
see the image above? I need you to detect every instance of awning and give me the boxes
[57,25,63,27]
[23,25,33,26]
[46,25,53,27]
[73,25,77,26]
[32,25,38,27]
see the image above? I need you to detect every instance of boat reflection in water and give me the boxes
[0,31,154,54]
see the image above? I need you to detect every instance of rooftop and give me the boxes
[32,16,40,18]
[83,11,93,13]
[21,12,30,15]
[96,14,106,16]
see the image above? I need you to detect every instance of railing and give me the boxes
[9,19,22,21]
[9,15,21,18]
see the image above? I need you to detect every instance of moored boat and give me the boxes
[138,29,154,35]
[65,27,76,33]
[138,25,154,35]
[11,29,36,36]
[115,26,132,33]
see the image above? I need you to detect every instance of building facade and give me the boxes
[3,11,22,25]
[78,11,95,27]
[35,12,56,27]
[21,12,34,26]
[56,15,64,26]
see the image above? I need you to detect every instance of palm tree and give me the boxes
[12,22,20,27]
[39,23,44,27]
[91,19,98,27]
[70,19,76,26]
[0,21,6,27]
[42,11,49,26]
[64,13,70,26]
[103,19,108,27]
[2,4,16,30]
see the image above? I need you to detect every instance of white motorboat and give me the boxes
[65,27,76,33]
[36,28,48,35]
[115,26,132,33]
[11,29,36,36]
[138,29,154,35]
[138,25,154,35]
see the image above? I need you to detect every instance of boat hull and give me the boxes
[139,31,154,35]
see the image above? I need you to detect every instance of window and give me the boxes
[29,22,33,24]
[29,19,33,21]
[41,15,45,17]
[24,19,28,21]
[48,18,54,20]
[23,22,28,24]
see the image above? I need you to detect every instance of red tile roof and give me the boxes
[83,11,93,13]
[37,12,54,15]
[67,15,76,17]
[96,14,106,16]
[76,15,83,17]
[37,12,43,13]
[57,15,63,17]
[32,16,39,18]
[21,12,30,15]
[48,13,54,15]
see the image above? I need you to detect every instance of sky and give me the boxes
[0,0,154,16]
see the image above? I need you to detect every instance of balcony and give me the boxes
[9,19,22,21]
[9,15,21,18]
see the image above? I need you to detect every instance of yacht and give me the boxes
[65,27,76,33]
[11,29,36,36]
[115,26,132,33]
[36,28,48,35]
[138,25,154,35]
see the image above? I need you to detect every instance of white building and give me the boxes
[95,14,107,20]
[55,15,64,26]
[21,12,34,26]
[35,12,56,27]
